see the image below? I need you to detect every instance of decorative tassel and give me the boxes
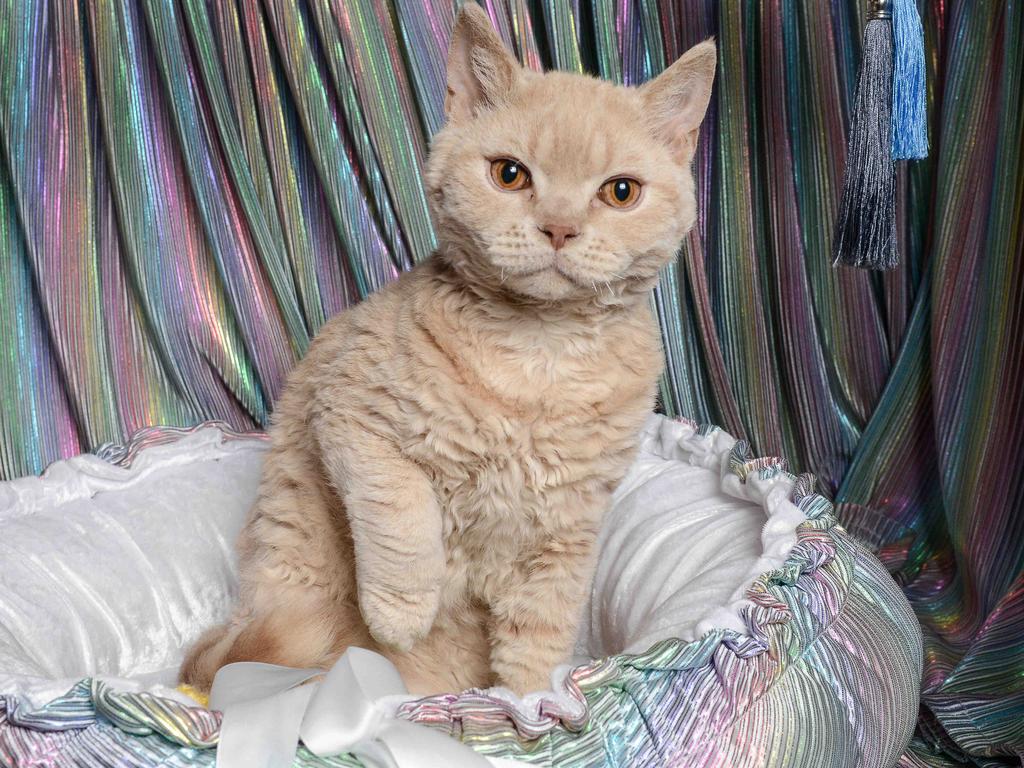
[891,0,928,158]
[832,0,898,270]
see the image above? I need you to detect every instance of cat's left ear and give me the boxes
[641,40,716,163]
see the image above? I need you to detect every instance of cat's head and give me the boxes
[426,4,715,306]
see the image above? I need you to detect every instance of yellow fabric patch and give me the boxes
[176,684,209,708]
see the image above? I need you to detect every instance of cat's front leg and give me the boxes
[489,526,599,695]
[316,416,445,652]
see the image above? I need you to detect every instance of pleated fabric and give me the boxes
[0,1,1021,763]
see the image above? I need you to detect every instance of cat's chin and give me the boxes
[443,253,632,306]
[503,265,588,302]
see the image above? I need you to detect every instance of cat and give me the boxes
[180,3,715,696]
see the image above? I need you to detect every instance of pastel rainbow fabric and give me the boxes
[1,1,1022,764]
[0,419,922,766]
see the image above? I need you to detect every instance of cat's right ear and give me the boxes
[445,4,520,123]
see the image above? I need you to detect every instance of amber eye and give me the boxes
[599,177,642,209]
[490,158,531,191]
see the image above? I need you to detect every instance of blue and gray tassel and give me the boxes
[833,0,928,270]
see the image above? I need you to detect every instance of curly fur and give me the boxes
[181,5,715,696]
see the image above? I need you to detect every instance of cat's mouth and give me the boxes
[552,264,588,288]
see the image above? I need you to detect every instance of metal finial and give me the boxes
[869,0,892,20]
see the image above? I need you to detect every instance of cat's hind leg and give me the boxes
[179,467,367,690]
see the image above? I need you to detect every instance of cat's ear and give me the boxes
[445,4,520,123]
[641,40,716,163]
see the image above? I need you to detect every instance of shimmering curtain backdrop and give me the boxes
[1,0,1021,763]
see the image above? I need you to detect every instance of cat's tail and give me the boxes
[179,598,349,692]
[178,622,240,692]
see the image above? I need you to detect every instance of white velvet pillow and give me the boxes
[580,414,801,657]
[0,427,265,688]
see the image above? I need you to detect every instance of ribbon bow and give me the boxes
[210,647,517,768]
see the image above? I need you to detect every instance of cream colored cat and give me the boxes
[181,4,715,696]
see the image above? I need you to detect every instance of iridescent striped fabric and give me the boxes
[0,419,921,766]
[1,1,1021,763]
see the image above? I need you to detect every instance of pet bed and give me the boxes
[0,415,922,767]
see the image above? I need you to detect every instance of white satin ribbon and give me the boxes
[209,647,507,768]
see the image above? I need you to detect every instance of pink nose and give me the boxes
[539,224,580,250]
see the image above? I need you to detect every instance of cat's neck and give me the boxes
[411,254,659,406]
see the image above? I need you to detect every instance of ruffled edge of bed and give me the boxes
[0,421,267,517]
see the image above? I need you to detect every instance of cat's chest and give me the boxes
[425,410,602,561]
[417,406,596,505]
[403,375,598,512]
[394,306,658,549]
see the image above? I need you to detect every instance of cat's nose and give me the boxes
[538,223,580,250]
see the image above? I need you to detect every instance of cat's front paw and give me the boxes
[358,582,440,652]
